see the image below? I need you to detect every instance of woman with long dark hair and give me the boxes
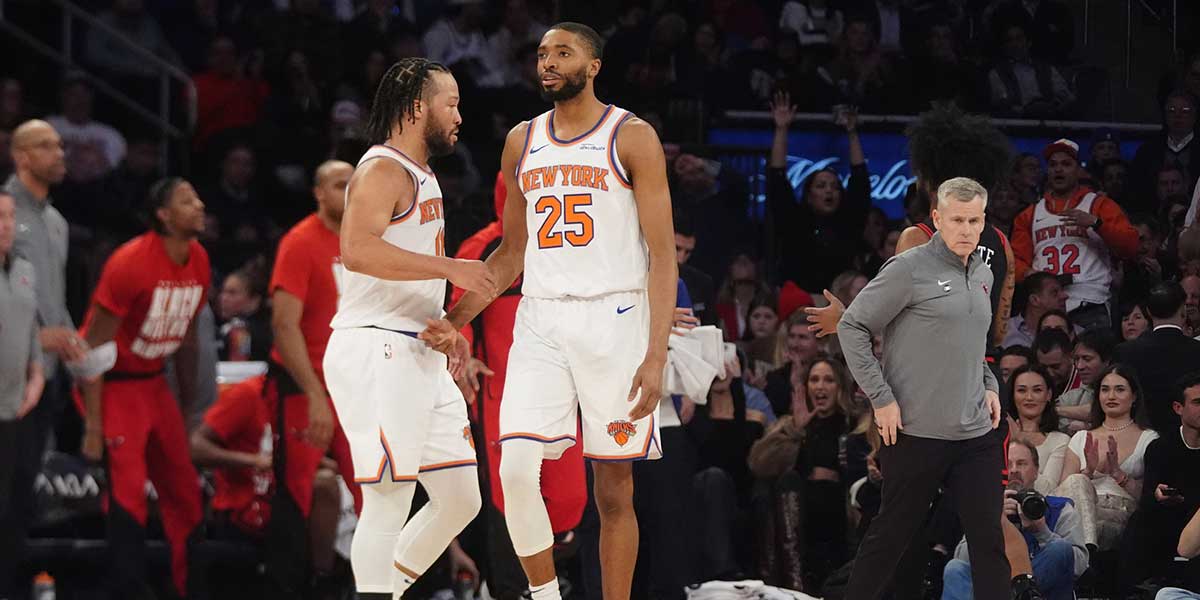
[1004,365,1070,494]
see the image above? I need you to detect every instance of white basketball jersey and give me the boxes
[330,145,447,332]
[1031,192,1112,310]
[516,104,648,299]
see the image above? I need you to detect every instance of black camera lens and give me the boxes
[1016,490,1047,521]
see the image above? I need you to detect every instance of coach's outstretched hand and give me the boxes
[804,290,844,338]
[627,355,666,421]
[875,401,903,446]
[448,259,498,298]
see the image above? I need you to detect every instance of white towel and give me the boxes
[664,326,733,403]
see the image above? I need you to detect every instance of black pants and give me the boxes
[0,415,37,597]
[844,428,1010,600]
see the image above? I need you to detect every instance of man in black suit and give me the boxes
[674,213,718,326]
[1114,281,1200,432]
[991,0,1075,65]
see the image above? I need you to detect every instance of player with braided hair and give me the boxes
[325,57,496,599]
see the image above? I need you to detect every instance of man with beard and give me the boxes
[424,22,677,600]
[1011,139,1138,331]
[323,58,494,600]
[77,178,211,598]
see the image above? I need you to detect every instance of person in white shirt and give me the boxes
[45,76,126,182]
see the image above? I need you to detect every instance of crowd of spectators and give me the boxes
[3,0,1200,599]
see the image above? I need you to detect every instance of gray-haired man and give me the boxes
[838,177,1011,600]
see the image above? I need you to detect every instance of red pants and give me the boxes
[482,376,585,533]
[99,377,202,596]
[269,386,362,516]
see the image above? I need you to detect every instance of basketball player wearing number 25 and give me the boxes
[421,22,678,600]
[324,58,498,599]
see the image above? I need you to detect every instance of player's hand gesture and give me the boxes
[627,355,666,421]
[456,357,495,405]
[1059,208,1098,230]
[419,318,460,355]
[447,331,472,380]
[804,290,845,338]
[448,259,498,298]
[770,91,797,130]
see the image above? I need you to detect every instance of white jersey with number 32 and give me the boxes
[516,105,647,299]
[1031,192,1112,310]
[331,145,447,332]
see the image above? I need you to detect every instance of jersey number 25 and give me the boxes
[535,193,594,249]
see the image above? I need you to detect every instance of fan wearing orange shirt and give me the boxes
[77,178,210,598]
[1011,139,1138,331]
[267,160,361,512]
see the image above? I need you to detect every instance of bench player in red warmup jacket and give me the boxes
[77,177,210,598]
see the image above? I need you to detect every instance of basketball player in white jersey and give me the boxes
[324,57,496,600]
[421,22,677,600]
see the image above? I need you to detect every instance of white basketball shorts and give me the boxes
[324,327,477,484]
[500,290,663,462]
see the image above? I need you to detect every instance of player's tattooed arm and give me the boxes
[621,117,677,421]
[341,158,495,293]
[444,121,531,333]
[79,305,122,462]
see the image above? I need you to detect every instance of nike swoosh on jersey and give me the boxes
[530,144,549,154]
[617,305,636,314]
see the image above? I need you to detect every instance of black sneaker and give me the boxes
[1011,574,1045,600]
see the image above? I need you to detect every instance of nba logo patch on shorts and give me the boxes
[606,420,637,447]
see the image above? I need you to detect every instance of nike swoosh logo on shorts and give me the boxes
[617,305,635,315]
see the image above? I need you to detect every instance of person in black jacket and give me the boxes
[1114,281,1200,433]
[767,90,871,292]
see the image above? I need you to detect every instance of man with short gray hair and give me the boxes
[838,177,1011,600]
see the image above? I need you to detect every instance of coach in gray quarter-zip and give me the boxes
[837,177,1012,600]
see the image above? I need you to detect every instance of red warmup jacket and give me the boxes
[450,172,586,533]
[1011,186,1139,281]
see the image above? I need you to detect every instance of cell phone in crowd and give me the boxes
[1163,486,1182,497]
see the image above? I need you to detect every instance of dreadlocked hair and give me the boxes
[365,57,449,144]
[905,102,1013,192]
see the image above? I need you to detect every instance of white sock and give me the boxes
[392,571,415,600]
[529,578,561,600]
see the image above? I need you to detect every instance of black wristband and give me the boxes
[1091,217,1103,230]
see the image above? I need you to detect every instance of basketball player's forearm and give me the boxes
[274,324,325,399]
[644,255,678,360]
[447,246,522,329]
[81,378,103,430]
[344,235,457,282]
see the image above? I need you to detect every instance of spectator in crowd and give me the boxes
[1012,139,1139,331]
[191,36,270,152]
[1119,371,1200,593]
[1011,152,1044,207]
[1037,308,1079,344]
[986,22,1074,118]
[765,310,821,416]
[689,368,769,583]
[999,345,1036,384]
[1087,128,1123,181]
[818,17,905,112]
[257,0,343,88]
[0,78,26,130]
[1177,227,1200,277]
[829,270,868,307]
[216,264,271,362]
[485,0,548,89]
[991,0,1075,64]
[422,0,492,87]
[201,142,273,251]
[912,20,977,110]
[767,91,870,292]
[749,355,870,592]
[670,152,753,279]
[46,75,127,183]
[677,22,740,114]
[741,297,782,365]
[943,438,1088,600]
[1055,328,1117,434]
[1119,301,1152,341]
[77,177,210,597]
[1156,164,1187,215]
[1057,364,1159,551]
[856,226,900,277]
[341,0,415,73]
[189,375,345,589]
[701,0,770,50]
[715,252,773,342]
[675,215,718,326]
[1101,160,1131,207]
[1118,214,1165,305]
[779,0,844,49]
[0,190,44,600]
[257,50,328,199]
[1004,272,1068,348]
[84,0,181,79]
[1132,91,1200,204]
[1114,281,1200,432]
[1182,274,1200,334]
[1034,328,1074,397]
[986,183,1023,238]
[1153,504,1200,599]
[1006,365,1070,494]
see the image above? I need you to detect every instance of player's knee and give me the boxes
[592,464,633,515]
[450,480,483,527]
[499,447,541,495]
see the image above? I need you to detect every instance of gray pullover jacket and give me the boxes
[838,231,999,441]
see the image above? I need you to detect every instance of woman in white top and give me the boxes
[779,0,845,47]
[1057,364,1159,550]
[1005,365,1070,495]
